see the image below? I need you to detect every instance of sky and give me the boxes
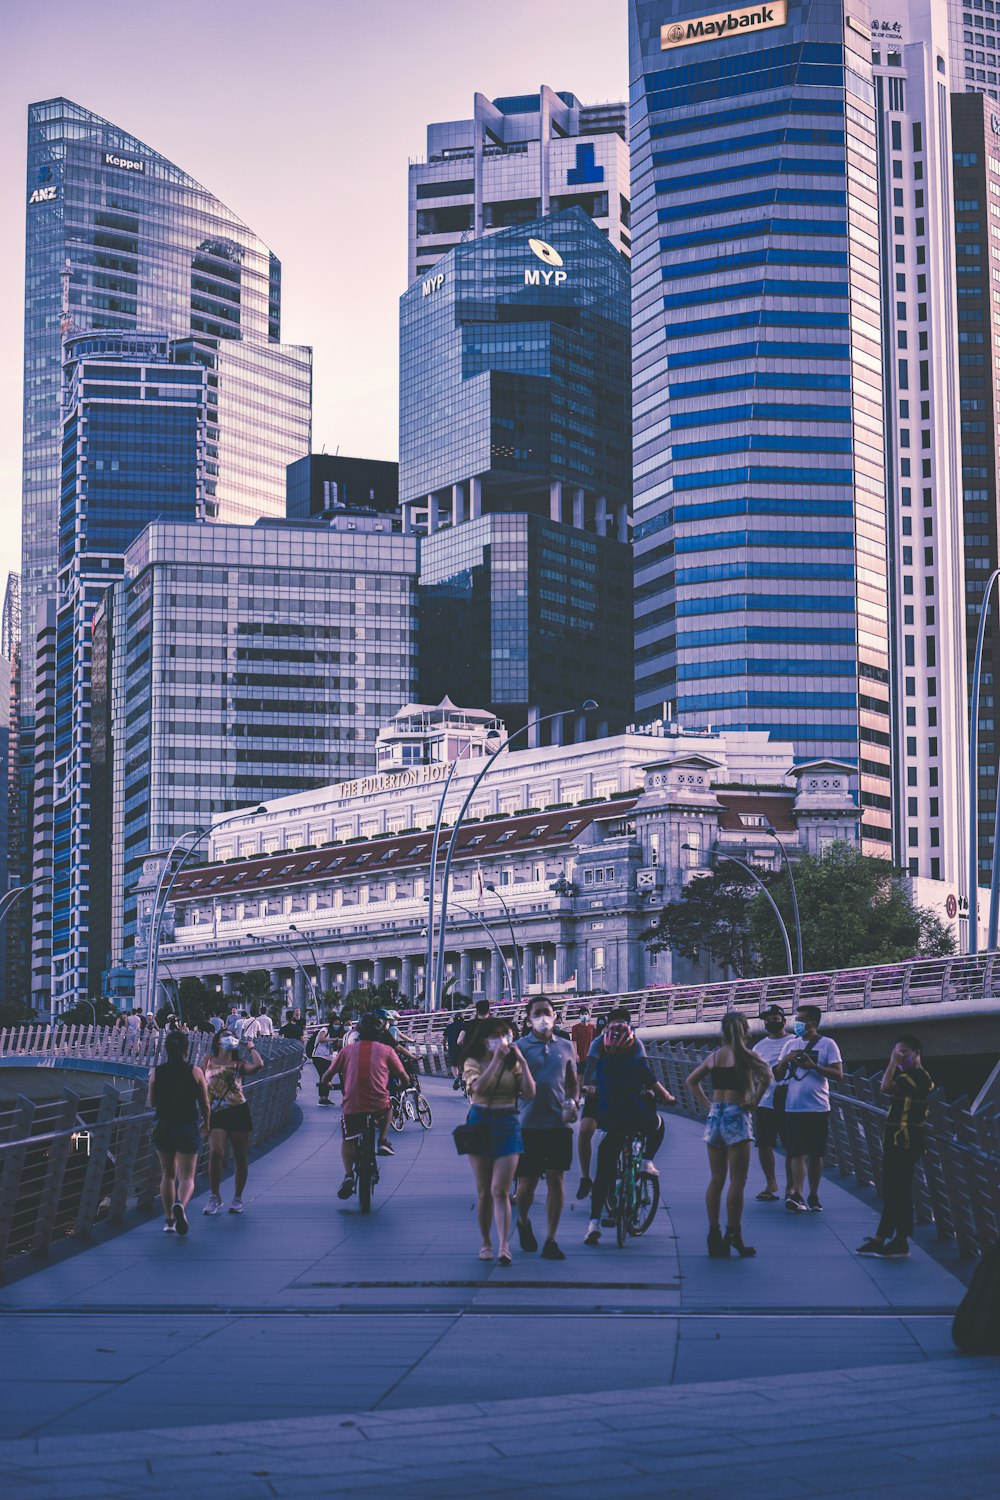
[0,0,628,590]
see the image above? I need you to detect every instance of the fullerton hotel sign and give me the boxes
[334,760,458,802]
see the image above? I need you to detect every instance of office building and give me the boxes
[628,0,893,856]
[102,518,419,1009]
[947,0,1000,101]
[409,87,630,284]
[873,0,967,886]
[1,575,26,1007]
[154,707,862,1008]
[400,209,633,741]
[952,91,1000,887]
[286,454,399,521]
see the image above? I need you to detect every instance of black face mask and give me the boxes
[765,1020,784,1034]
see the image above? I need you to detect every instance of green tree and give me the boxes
[61,996,119,1026]
[642,867,760,977]
[235,970,278,1014]
[0,1000,36,1029]
[176,976,218,1029]
[749,842,955,975]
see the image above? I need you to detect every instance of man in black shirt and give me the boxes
[279,1010,306,1041]
[856,1032,933,1260]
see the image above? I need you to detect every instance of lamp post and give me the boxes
[484,881,522,1006]
[433,702,597,1011]
[250,933,318,1016]
[0,883,33,926]
[449,899,515,1005]
[288,924,323,1015]
[424,730,504,1014]
[969,568,1000,952]
[682,845,794,979]
[763,825,803,975]
[146,805,266,1017]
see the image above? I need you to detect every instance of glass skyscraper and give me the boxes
[629,0,892,854]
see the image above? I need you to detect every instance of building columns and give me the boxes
[451,483,464,527]
[221,973,234,997]
[292,968,306,1011]
[595,495,608,536]
[319,963,333,998]
[572,487,585,530]
[469,475,483,520]
[617,503,629,543]
[345,960,359,994]
[555,942,574,988]
[400,955,415,1001]
[427,492,440,534]
[373,957,386,989]
[490,948,507,1003]
[549,480,563,523]
[459,950,473,998]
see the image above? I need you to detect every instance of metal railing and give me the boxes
[643,1040,1000,1260]
[0,1033,304,1267]
[396,951,1000,1040]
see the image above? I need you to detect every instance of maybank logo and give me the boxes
[525,238,567,286]
[661,1,788,50]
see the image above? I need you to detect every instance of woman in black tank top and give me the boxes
[148,1030,210,1236]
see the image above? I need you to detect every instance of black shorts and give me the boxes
[755,1106,782,1150]
[518,1127,574,1178]
[581,1094,600,1123]
[209,1103,253,1135]
[342,1109,388,1140]
[152,1123,200,1155]
[783,1112,829,1160]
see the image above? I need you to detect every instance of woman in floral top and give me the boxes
[202,1030,263,1217]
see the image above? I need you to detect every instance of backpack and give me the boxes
[952,1238,1000,1354]
[306,1029,321,1059]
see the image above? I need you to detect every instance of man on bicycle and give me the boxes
[322,1012,410,1200]
[583,1016,674,1246]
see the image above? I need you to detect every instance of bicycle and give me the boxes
[354,1112,381,1214]
[390,1079,433,1131]
[603,1131,660,1247]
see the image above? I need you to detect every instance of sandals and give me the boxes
[479,1246,494,1261]
[756,1190,780,1201]
[497,1250,512,1266]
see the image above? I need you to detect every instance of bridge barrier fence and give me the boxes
[0,1032,304,1268]
[394,952,1000,1041]
[415,1038,1000,1259]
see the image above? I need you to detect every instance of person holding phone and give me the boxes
[857,1033,933,1260]
[773,1006,843,1213]
[202,1031,263,1216]
[462,1019,536,1264]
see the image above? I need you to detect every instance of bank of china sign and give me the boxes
[661,1,788,49]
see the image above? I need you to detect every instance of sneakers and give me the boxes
[173,1203,189,1237]
[642,1160,660,1178]
[785,1193,809,1214]
[807,1194,823,1212]
[517,1218,538,1253]
[576,1176,593,1201]
[228,1197,244,1215]
[203,1195,223,1216]
[540,1238,566,1261]
[876,1238,910,1259]
[856,1237,884,1256]
[337,1175,355,1200]
[163,1220,177,1233]
[377,1141,395,1156]
[584,1219,601,1246]
[452,1077,464,1091]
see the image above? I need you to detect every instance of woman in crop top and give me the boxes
[462,1019,536,1266]
[686,1013,772,1259]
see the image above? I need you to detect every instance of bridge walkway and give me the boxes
[0,1078,990,1497]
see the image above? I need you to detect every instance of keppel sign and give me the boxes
[104,152,146,173]
[661,1,788,50]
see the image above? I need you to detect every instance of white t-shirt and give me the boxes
[753,1034,790,1109]
[779,1034,842,1113]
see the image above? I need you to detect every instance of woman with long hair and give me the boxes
[462,1018,536,1265]
[148,1030,210,1235]
[202,1029,263,1216]
[686,1013,772,1258]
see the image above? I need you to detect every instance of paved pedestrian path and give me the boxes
[0,1077,992,1497]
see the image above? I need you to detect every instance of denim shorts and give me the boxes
[466,1105,523,1160]
[704,1102,753,1147]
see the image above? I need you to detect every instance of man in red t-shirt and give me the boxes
[323,1013,409,1199]
[571,1011,596,1065]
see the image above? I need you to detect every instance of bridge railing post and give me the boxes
[30,1090,81,1256]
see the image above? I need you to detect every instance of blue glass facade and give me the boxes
[629,1,892,852]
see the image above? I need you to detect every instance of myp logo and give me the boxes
[422,273,445,296]
[524,238,567,287]
[567,143,604,186]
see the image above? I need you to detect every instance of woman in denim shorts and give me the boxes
[687,1014,772,1259]
[462,1020,536,1265]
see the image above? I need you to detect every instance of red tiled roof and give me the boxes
[170,798,639,902]
[716,792,796,834]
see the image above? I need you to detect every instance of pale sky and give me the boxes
[0,0,628,591]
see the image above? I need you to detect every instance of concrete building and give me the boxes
[946,0,1000,102]
[152,705,859,1011]
[408,87,630,285]
[628,0,892,856]
[286,454,399,523]
[874,0,968,886]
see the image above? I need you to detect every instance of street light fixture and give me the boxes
[968,568,1000,952]
[763,825,803,975]
[682,844,794,979]
[484,881,522,1006]
[433,701,597,1011]
[249,932,319,1017]
[449,899,516,1005]
[288,923,323,1011]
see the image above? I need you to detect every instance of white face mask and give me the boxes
[487,1036,512,1053]
[531,1015,554,1036]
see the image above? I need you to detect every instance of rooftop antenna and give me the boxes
[60,259,75,341]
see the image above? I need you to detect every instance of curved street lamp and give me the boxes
[763,825,803,975]
[433,702,597,1011]
[288,923,323,1010]
[682,845,794,978]
[969,568,1000,952]
[250,933,319,1016]
[484,881,522,1006]
[448,898,515,1006]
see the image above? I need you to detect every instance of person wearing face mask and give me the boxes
[857,1034,934,1260]
[773,1006,843,1213]
[462,1019,537,1264]
[752,1006,793,1202]
[513,997,579,1261]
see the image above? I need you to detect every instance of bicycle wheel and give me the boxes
[629,1171,660,1236]
[615,1146,631,1248]
[416,1095,433,1129]
[358,1119,374,1214]
[404,1091,417,1121]
[390,1096,405,1132]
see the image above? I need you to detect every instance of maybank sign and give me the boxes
[661,1,788,49]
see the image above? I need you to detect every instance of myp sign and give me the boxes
[524,238,567,287]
